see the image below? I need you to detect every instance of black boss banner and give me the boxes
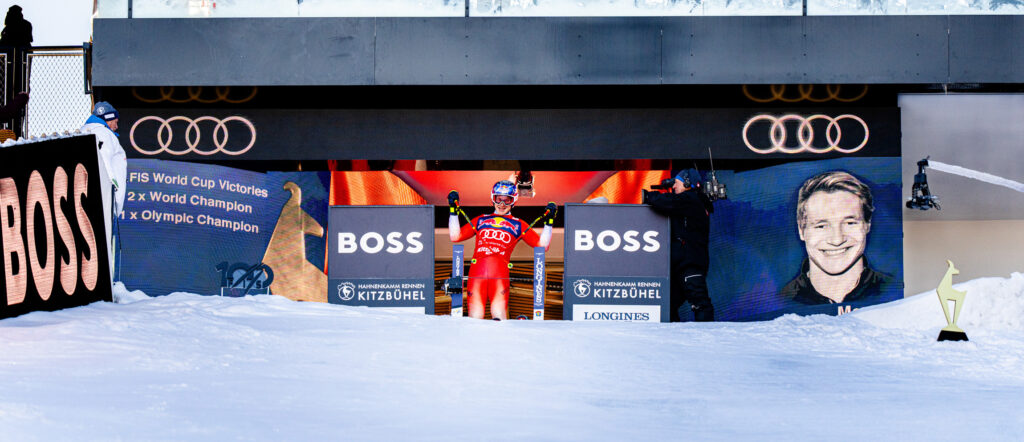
[0,136,113,319]
[327,205,434,314]
[563,204,670,322]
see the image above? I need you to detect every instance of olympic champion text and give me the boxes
[133,210,259,233]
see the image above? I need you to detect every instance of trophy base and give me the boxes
[937,330,969,342]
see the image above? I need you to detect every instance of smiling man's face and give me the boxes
[798,190,869,276]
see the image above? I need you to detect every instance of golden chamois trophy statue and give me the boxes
[936,260,968,342]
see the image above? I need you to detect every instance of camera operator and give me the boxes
[642,169,715,322]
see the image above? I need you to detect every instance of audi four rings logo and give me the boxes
[480,229,513,244]
[742,84,869,103]
[129,116,257,156]
[742,114,869,155]
[131,86,259,104]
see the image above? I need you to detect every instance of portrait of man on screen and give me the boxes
[779,171,896,306]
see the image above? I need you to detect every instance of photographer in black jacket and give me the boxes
[643,169,715,322]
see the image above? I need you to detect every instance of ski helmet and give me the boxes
[491,180,519,206]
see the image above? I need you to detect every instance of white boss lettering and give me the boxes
[573,229,661,252]
[359,232,385,254]
[622,230,640,252]
[596,230,621,252]
[337,231,426,254]
[385,232,404,254]
[406,232,424,254]
[574,230,594,251]
[337,232,357,253]
[642,231,660,252]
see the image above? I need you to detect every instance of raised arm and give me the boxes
[523,202,557,250]
[448,190,476,242]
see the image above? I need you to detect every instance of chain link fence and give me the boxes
[24,47,92,137]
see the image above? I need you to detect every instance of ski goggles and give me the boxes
[492,195,515,206]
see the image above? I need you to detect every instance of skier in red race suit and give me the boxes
[448,180,556,320]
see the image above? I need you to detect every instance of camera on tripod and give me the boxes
[650,178,675,191]
[647,148,728,202]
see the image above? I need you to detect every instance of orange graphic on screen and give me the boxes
[330,171,426,206]
[586,170,670,204]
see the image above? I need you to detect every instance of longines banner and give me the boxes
[118,107,900,161]
[118,159,330,301]
[327,206,434,314]
[563,204,670,322]
[0,136,112,319]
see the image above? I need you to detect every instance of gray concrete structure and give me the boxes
[93,16,1023,86]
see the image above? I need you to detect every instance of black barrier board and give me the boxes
[327,205,434,313]
[118,107,900,161]
[563,204,670,322]
[0,136,113,319]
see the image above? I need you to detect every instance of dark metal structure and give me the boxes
[93,16,1024,86]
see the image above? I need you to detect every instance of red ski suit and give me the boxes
[453,214,543,315]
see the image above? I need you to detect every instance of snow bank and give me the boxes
[2,275,1023,440]
[112,281,152,304]
[854,272,1024,333]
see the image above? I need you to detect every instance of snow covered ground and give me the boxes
[2,275,1023,440]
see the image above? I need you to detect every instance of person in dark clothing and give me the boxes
[0,5,32,47]
[780,258,896,306]
[0,5,31,138]
[780,171,897,307]
[643,168,716,322]
[0,91,27,119]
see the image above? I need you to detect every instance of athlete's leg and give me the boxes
[473,257,509,320]
[490,276,510,320]
[466,276,487,319]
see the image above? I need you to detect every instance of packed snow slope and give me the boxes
[2,275,1023,441]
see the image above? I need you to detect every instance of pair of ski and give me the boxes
[447,244,545,320]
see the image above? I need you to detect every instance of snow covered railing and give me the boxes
[95,0,1024,18]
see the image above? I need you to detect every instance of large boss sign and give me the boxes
[1,136,112,319]
[327,206,434,279]
[563,204,671,322]
[2,166,101,305]
[564,204,669,278]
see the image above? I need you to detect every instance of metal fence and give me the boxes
[0,49,20,140]
[23,46,92,138]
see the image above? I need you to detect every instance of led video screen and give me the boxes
[706,157,903,321]
[118,159,330,300]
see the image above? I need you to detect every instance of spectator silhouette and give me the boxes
[0,5,32,47]
[0,5,31,138]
